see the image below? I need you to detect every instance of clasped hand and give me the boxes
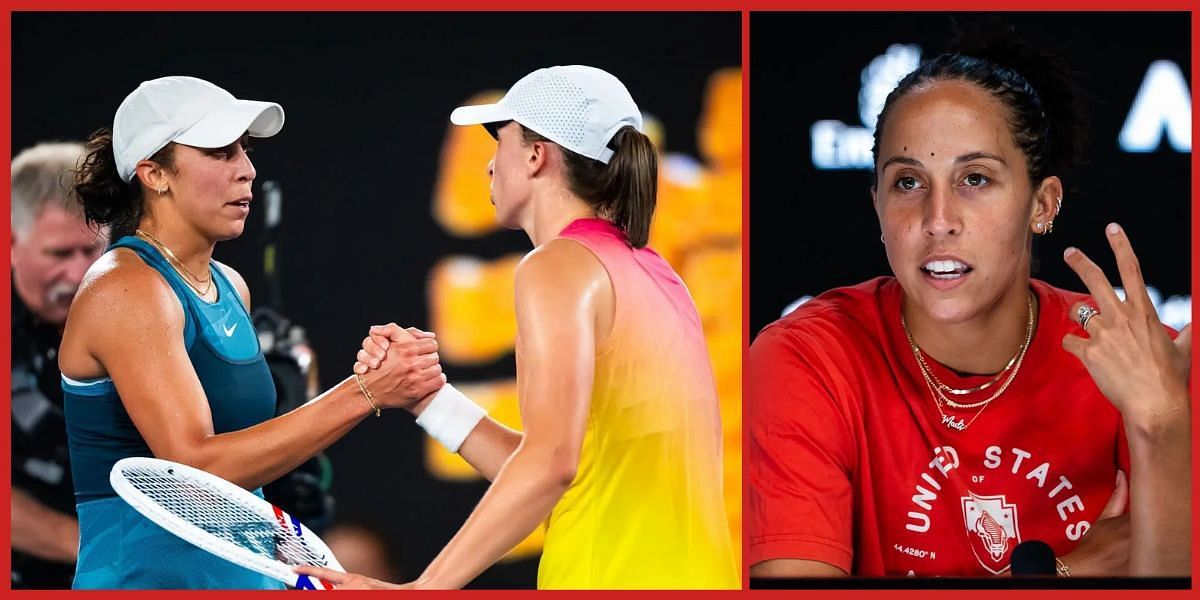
[351,323,445,410]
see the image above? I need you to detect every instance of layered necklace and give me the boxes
[135,229,214,297]
[901,292,1034,432]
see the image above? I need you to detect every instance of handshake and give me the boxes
[350,323,446,416]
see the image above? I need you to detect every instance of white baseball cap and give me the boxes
[113,76,285,182]
[450,65,643,165]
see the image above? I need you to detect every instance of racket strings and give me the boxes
[120,466,330,567]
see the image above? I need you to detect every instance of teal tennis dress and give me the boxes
[63,236,282,589]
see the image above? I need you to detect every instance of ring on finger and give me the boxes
[1077,304,1100,332]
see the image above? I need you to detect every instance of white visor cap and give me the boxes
[113,76,285,182]
[450,65,643,165]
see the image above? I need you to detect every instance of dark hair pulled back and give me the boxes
[73,128,175,240]
[872,20,1089,185]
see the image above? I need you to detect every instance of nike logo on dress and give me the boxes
[223,323,238,337]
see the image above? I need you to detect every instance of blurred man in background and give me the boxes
[11,142,106,588]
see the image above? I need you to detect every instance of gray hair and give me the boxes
[11,141,86,237]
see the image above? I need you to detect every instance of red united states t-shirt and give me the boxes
[747,277,1130,576]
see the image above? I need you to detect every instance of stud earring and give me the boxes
[1035,222,1045,232]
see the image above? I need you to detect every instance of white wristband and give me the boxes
[414,383,487,453]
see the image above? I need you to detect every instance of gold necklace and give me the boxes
[902,292,1034,428]
[908,294,1031,400]
[135,229,213,296]
[932,351,1019,395]
[917,364,994,432]
[903,292,1033,409]
[912,330,1021,403]
[937,296,1033,410]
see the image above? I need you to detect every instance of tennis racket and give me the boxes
[110,457,343,590]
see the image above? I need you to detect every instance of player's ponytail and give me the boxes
[521,125,658,249]
[74,128,176,240]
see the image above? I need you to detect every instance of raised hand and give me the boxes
[1061,223,1190,433]
[353,323,445,409]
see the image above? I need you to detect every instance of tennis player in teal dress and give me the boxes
[64,236,282,589]
[58,76,447,589]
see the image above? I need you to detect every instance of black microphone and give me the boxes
[1010,540,1057,576]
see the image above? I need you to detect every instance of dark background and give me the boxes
[12,12,739,587]
[750,12,1191,336]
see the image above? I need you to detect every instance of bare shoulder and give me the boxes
[213,260,251,310]
[60,248,185,376]
[71,248,180,317]
[515,238,607,294]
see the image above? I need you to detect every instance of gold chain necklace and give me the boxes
[917,363,993,432]
[902,292,1034,429]
[933,351,1019,395]
[903,292,1033,409]
[911,308,1026,407]
[135,229,214,296]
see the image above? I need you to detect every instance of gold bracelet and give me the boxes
[354,373,382,417]
[1055,557,1071,577]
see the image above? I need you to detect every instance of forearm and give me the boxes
[11,488,78,562]
[165,376,372,490]
[415,445,570,589]
[457,418,523,481]
[1126,407,1191,576]
[408,387,523,482]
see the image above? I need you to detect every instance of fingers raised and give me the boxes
[1063,247,1121,315]
[1105,224,1150,312]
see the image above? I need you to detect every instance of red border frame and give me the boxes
[4,4,1196,597]
[741,8,752,593]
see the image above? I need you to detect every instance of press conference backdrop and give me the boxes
[12,12,740,587]
[750,13,1191,337]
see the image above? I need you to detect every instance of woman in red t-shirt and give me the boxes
[747,35,1190,578]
